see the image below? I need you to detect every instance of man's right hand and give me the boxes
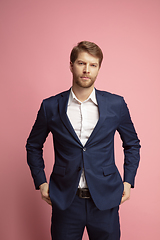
[39,182,52,206]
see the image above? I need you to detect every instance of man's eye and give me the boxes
[91,64,96,67]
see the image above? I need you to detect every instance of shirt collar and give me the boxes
[68,88,98,106]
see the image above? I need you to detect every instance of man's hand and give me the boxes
[120,182,131,204]
[39,182,52,206]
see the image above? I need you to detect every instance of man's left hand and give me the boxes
[120,182,131,204]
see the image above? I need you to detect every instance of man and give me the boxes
[26,41,140,240]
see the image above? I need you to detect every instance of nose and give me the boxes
[83,64,90,73]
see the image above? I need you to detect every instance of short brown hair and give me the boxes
[70,41,103,67]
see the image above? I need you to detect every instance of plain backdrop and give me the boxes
[0,0,160,239]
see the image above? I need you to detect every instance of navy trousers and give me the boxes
[51,195,120,240]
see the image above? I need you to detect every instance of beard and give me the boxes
[73,74,97,89]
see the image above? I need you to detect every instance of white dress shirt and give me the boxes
[67,88,99,188]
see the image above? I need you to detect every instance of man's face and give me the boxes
[70,51,100,89]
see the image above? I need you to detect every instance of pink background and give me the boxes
[1,0,160,239]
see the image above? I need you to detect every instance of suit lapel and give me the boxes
[85,89,108,146]
[58,88,109,147]
[58,89,82,145]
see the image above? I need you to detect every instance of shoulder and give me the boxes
[42,89,70,105]
[96,89,124,103]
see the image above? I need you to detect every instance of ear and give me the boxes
[70,61,73,72]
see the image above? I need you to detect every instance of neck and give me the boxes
[72,85,94,102]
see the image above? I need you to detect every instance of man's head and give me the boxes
[70,41,103,68]
[70,41,103,90]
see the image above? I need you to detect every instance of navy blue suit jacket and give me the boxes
[26,89,140,210]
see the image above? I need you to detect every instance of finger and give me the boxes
[45,198,52,205]
[121,197,127,204]
[42,196,52,205]
[120,197,124,204]
[120,194,130,204]
[45,199,52,206]
[43,198,52,205]
[41,191,49,199]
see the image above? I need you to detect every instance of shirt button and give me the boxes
[83,148,86,151]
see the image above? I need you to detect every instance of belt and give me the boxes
[76,188,91,199]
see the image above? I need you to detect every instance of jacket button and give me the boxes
[78,167,81,171]
[83,148,86,151]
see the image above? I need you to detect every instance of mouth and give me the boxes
[81,76,90,80]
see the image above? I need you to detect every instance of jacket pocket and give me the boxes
[102,165,116,176]
[53,165,66,176]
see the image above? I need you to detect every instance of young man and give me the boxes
[26,41,140,240]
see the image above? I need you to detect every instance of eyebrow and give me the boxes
[77,60,98,65]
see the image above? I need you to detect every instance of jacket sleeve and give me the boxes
[26,101,50,189]
[117,98,141,188]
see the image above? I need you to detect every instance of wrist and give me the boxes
[123,182,131,187]
[39,182,48,190]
